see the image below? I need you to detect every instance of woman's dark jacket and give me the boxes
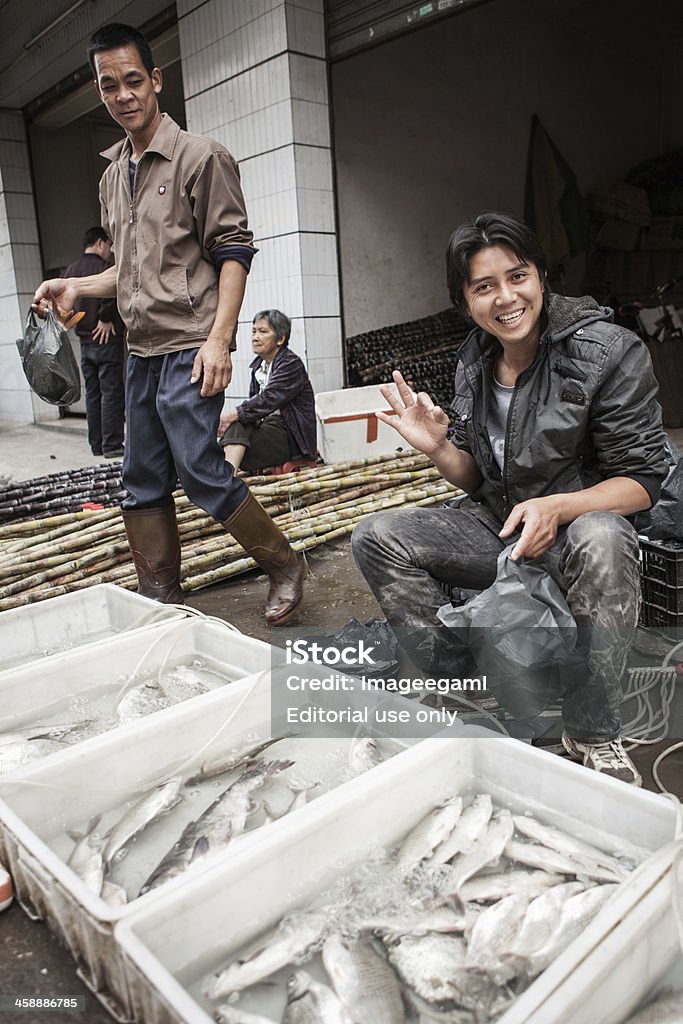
[450,293,668,524]
[237,346,317,458]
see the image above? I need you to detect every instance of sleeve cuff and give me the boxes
[214,244,256,274]
[627,473,662,508]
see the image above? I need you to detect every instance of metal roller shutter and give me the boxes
[326,0,492,60]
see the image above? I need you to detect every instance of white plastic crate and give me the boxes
[0,584,183,675]
[315,383,414,463]
[522,845,683,1023]
[0,670,419,1021]
[0,617,272,768]
[114,737,680,1024]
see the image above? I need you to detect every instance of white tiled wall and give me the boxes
[178,0,344,411]
[0,115,57,423]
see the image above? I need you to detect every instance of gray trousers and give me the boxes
[351,502,641,742]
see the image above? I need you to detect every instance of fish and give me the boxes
[214,1005,278,1024]
[0,738,65,775]
[184,736,291,786]
[322,933,405,1023]
[504,839,625,884]
[286,779,321,813]
[465,892,530,971]
[100,880,128,908]
[347,737,381,775]
[159,664,210,704]
[397,796,463,868]
[386,933,468,1010]
[428,794,492,865]
[442,810,515,894]
[66,815,104,895]
[499,881,586,976]
[359,904,466,941]
[140,760,293,895]
[526,884,619,977]
[512,815,631,876]
[458,869,566,904]
[205,910,329,999]
[102,776,183,869]
[282,969,353,1024]
[623,991,683,1023]
[115,680,168,724]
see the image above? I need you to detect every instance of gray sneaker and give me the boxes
[561,732,642,787]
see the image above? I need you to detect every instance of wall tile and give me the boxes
[289,54,327,103]
[293,144,334,191]
[285,6,325,58]
[0,386,34,422]
[302,316,344,359]
[291,99,330,147]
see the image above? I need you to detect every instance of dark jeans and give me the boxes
[352,502,641,742]
[221,412,301,472]
[80,341,125,455]
[121,349,248,521]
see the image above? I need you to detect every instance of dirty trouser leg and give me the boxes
[351,505,504,677]
[544,511,641,742]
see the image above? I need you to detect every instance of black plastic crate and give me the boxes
[639,538,683,627]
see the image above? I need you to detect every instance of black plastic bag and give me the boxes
[436,547,577,724]
[437,546,577,668]
[634,438,683,542]
[16,309,81,406]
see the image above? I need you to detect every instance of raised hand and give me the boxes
[377,370,450,458]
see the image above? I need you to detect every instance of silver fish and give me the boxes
[443,810,514,894]
[386,933,468,1010]
[66,815,103,895]
[214,1005,278,1024]
[459,869,566,904]
[140,760,293,894]
[322,934,405,1023]
[623,991,683,1024]
[102,776,183,868]
[428,794,492,865]
[100,880,128,908]
[287,779,321,813]
[115,680,168,724]
[506,882,585,958]
[513,815,630,874]
[283,969,353,1024]
[0,738,65,775]
[347,737,381,775]
[526,883,619,977]
[185,736,291,786]
[360,904,466,941]
[159,664,210,704]
[466,892,530,970]
[504,839,624,884]
[206,911,329,999]
[398,796,463,868]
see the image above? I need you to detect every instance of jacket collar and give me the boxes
[249,346,289,370]
[100,113,181,164]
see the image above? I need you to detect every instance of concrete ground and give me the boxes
[1,411,682,1022]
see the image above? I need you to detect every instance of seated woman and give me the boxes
[218,309,317,473]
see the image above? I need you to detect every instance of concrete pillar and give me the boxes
[0,110,57,423]
[177,0,344,403]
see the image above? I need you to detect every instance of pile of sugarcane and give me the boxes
[0,452,461,611]
[0,463,124,523]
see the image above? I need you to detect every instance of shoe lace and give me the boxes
[588,740,633,773]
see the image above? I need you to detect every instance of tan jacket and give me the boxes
[99,114,255,356]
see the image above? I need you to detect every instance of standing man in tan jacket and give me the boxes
[33,22,305,625]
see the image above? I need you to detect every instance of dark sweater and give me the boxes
[62,252,124,343]
[237,346,317,458]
